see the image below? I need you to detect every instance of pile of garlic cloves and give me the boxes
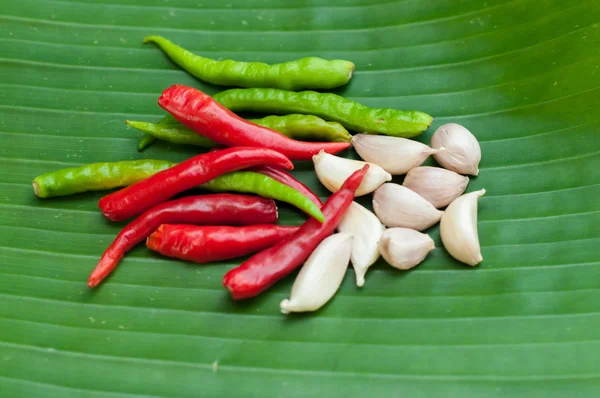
[281,123,485,315]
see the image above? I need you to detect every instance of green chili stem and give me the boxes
[137,134,158,151]
[134,114,181,152]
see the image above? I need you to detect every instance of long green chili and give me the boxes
[32,159,175,198]
[144,35,354,91]
[213,88,433,137]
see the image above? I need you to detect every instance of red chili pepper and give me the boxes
[147,224,299,264]
[99,146,292,222]
[158,85,351,161]
[88,194,277,288]
[223,165,369,299]
[253,166,322,206]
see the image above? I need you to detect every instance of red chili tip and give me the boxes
[88,252,122,288]
[87,276,101,289]
[222,273,248,300]
[98,197,121,221]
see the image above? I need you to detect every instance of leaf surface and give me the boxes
[1,0,599,397]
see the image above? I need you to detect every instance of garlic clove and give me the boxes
[352,134,443,175]
[431,123,481,176]
[403,166,469,208]
[380,228,435,270]
[281,233,353,314]
[313,150,391,196]
[440,189,486,266]
[337,201,385,287]
[372,183,443,231]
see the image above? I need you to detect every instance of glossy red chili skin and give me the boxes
[253,165,322,206]
[222,165,369,299]
[98,146,292,222]
[147,224,299,263]
[88,194,277,288]
[158,85,351,161]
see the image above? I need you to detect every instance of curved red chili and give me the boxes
[253,165,322,206]
[158,84,351,161]
[99,146,292,222]
[147,224,299,264]
[88,194,277,288]
[222,165,369,299]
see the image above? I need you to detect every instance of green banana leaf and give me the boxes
[1,0,599,397]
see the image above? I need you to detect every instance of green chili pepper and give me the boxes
[201,171,323,222]
[32,160,323,221]
[137,133,158,151]
[130,114,351,151]
[251,115,351,142]
[136,114,182,151]
[32,159,175,198]
[213,88,433,138]
[127,120,218,149]
[144,35,354,91]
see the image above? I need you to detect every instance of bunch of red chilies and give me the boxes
[89,84,368,300]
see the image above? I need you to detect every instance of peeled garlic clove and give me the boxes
[373,183,443,231]
[313,150,391,196]
[281,233,353,314]
[403,166,469,208]
[440,189,486,266]
[431,123,481,176]
[352,134,443,175]
[380,228,435,270]
[337,201,385,287]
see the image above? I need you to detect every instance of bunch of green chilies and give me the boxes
[32,36,432,300]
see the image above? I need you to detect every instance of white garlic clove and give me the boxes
[313,150,391,196]
[352,134,443,175]
[431,123,482,176]
[403,166,469,208]
[337,201,385,287]
[281,233,353,314]
[440,189,486,266]
[372,183,443,231]
[380,228,435,270]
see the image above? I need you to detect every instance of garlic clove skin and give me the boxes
[440,189,486,266]
[280,233,353,314]
[431,123,481,176]
[313,150,392,196]
[337,201,385,287]
[380,228,435,270]
[403,166,469,208]
[372,183,443,231]
[352,134,443,175]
